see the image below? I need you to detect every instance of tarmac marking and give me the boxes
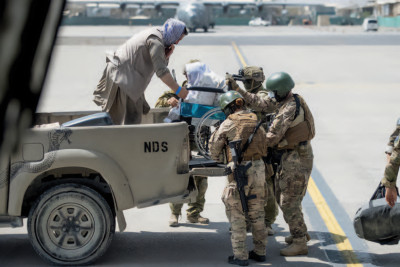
[308,177,362,267]
[231,42,363,266]
[231,41,247,67]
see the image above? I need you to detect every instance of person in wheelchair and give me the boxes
[157,60,226,122]
[155,60,226,227]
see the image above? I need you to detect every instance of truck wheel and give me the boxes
[28,184,115,265]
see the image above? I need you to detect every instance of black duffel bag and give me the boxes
[353,183,400,245]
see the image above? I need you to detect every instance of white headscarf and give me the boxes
[161,18,187,47]
[185,62,226,106]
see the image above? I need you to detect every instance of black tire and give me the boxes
[203,26,208,32]
[28,183,115,265]
[194,107,225,159]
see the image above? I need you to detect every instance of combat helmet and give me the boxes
[266,72,294,101]
[240,66,265,91]
[219,91,244,116]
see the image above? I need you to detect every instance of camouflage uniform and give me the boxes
[239,91,314,241]
[155,89,209,219]
[385,118,400,155]
[155,90,178,108]
[209,110,268,260]
[169,176,208,217]
[237,84,279,228]
[382,135,400,188]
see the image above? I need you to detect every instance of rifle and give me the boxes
[228,139,255,215]
[225,72,246,91]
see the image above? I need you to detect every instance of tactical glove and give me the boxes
[225,74,240,91]
[227,161,236,172]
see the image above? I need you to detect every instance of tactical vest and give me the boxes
[281,94,315,149]
[225,112,267,162]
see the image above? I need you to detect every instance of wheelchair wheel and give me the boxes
[194,107,225,159]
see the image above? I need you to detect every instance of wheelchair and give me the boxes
[179,87,226,160]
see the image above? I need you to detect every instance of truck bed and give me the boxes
[189,154,228,177]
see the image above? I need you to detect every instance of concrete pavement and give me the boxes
[1,25,400,266]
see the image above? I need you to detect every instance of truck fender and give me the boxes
[8,149,134,216]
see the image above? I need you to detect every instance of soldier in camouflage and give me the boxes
[228,66,279,236]
[155,90,179,108]
[226,71,315,256]
[382,129,400,208]
[155,62,209,227]
[209,91,268,266]
[385,118,400,163]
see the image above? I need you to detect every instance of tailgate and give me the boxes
[189,154,228,177]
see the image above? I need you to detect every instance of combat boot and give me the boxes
[266,224,275,236]
[228,256,249,266]
[280,237,308,256]
[187,214,209,224]
[248,250,266,262]
[285,232,311,244]
[169,214,179,227]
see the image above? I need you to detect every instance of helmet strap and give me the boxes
[246,80,262,93]
[223,105,234,117]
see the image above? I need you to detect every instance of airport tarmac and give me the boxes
[1,25,400,266]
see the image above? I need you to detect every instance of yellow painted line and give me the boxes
[231,41,247,67]
[308,177,362,267]
[231,43,362,266]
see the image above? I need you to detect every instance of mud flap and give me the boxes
[116,210,127,232]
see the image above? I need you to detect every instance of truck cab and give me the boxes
[0,111,224,265]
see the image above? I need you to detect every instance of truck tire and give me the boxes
[28,183,115,265]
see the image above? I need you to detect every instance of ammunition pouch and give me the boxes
[279,94,315,150]
[284,121,312,147]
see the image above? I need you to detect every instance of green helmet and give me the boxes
[219,91,243,113]
[240,66,265,91]
[266,72,295,98]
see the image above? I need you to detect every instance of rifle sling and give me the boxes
[293,93,301,119]
[247,195,256,200]
[240,118,266,162]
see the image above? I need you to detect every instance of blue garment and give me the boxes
[180,102,225,121]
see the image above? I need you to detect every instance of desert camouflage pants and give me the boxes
[222,160,267,260]
[264,168,279,226]
[170,176,208,217]
[275,144,313,239]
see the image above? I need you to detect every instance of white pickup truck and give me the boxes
[0,110,225,265]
